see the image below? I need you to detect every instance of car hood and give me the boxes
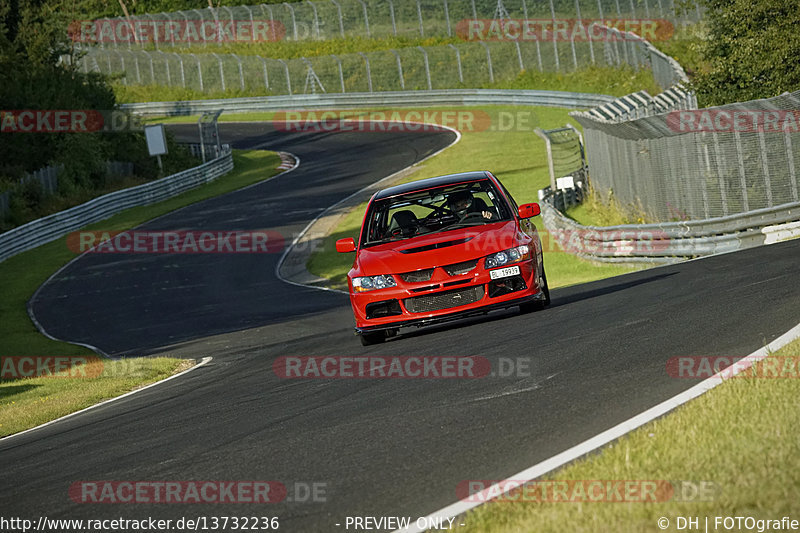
[354,221,524,275]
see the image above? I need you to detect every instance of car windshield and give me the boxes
[361,179,511,247]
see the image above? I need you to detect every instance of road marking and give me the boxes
[395,322,800,533]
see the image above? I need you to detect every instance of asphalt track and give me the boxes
[3,122,799,531]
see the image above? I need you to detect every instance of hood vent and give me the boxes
[398,237,474,254]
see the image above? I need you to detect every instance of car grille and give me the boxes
[443,259,478,276]
[404,286,485,314]
[399,269,434,283]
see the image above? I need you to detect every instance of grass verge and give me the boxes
[0,358,194,438]
[300,105,643,289]
[459,336,800,532]
[0,149,280,436]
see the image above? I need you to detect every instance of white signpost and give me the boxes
[144,124,168,173]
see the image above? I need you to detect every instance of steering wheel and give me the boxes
[459,211,487,222]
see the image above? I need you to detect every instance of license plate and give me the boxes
[489,265,520,280]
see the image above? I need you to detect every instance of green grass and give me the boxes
[567,187,651,226]
[302,105,643,290]
[0,150,280,358]
[0,358,193,437]
[459,337,800,532]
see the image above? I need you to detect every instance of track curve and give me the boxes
[5,122,800,532]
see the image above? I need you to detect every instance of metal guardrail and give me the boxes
[120,89,616,115]
[0,147,233,264]
[540,195,800,263]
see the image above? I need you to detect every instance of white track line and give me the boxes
[395,322,800,532]
[0,356,212,444]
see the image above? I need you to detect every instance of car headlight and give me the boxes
[484,245,530,269]
[353,274,397,292]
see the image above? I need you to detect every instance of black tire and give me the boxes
[519,265,550,314]
[360,331,386,346]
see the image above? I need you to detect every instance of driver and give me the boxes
[446,190,494,220]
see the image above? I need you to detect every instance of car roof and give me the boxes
[373,171,493,200]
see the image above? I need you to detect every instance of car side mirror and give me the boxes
[518,203,541,219]
[336,238,356,253]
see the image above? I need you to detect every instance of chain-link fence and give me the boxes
[573,91,800,221]
[79,22,683,95]
[79,0,701,47]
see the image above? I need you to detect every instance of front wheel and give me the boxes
[520,266,550,314]
[360,330,386,346]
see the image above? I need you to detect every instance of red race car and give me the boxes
[336,171,550,345]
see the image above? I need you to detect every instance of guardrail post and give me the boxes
[390,49,405,90]
[417,46,432,90]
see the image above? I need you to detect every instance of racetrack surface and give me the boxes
[5,123,799,531]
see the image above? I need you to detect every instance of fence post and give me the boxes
[479,42,494,83]
[157,50,171,85]
[328,0,345,38]
[756,130,773,207]
[307,1,321,38]
[535,128,558,192]
[733,129,749,212]
[358,52,373,92]
[190,9,207,48]
[189,53,204,91]
[356,0,371,37]
[260,4,276,44]
[448,44,463,84]
[331,54,345,92]
[417,46,432,90]
[785,129,798,202]
[548,0,560,71]
[282,2,299,40]
[232,53,245,90]
[711,132,729,216]
[277,59,292,94]
[443,0,452,37]
[388,0,397,36]
[416,0,424,36]
[257,56,270,89]
[211,53,226,92]
[515,41,524,72]
[390,49,405,90]
[173,52,186,87]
